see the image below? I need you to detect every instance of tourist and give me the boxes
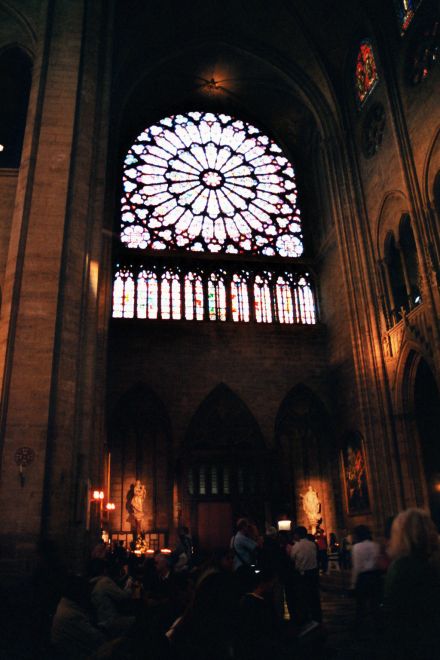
[51,575,105,659]
[289,525,322,624]
[350,524,381,630]
[384,508,440,659]
[89,559,136,636]
[230,518,259,592]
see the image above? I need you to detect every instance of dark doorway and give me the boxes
[414,359,440,528]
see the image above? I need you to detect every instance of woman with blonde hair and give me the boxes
[384,508,440,658]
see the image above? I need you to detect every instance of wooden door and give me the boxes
[197,502,232,550]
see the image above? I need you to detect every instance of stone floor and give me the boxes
[318,569,387,659]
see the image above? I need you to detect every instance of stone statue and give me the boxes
[128,480,146,533]
[301,485,321,533]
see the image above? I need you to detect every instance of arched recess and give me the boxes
[275,384,338,534]
[0,45,32,168]
[108,384,172,539]
[181,383,268,550]
[398,349,440,527]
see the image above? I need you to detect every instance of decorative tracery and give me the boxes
[121,112,303,257]
[355,40,379,106]
[112,264,316,325]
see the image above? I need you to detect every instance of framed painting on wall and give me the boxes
[342,433,370,515]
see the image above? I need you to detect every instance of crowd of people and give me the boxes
[29,509,440,659]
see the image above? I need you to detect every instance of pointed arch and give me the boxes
[185,383,265,451]
[109,384,172,533]
[275,384,338,532]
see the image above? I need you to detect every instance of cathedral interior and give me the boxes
[0,0,439,581]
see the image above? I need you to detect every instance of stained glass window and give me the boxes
[161,270,181,320]
[355,40,379,106]
[184,272,204,320]
[113,267,135,318]
[295,277,316,324]
[137,269,158,319]
[395,0,422,35]
[254,273,273,323]
[121,112,303,257]
[208,271,227,321]
[276,275,294,324]
[231,272,250,322]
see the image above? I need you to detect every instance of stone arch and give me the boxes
[376,190,410,258]
[108,383,172,535]
[181,383,268,549]
[423,125,440,206]
[394,348,440,519]
[275,384,338,534]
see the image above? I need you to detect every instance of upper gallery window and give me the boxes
[394,0,422,35]
[355,40,379,106]
[120,112,303,258]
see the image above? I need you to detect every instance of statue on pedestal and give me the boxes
[126,480,146,535]
[301,485,321,534]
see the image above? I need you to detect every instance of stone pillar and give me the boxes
[0,0,112,575]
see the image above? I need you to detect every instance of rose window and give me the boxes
[121,111,303,257]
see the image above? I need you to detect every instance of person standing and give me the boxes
[350,525,381,630]
[289,526,321,625]
[231,518,258,592]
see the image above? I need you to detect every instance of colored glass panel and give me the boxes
[231,273,250,322]
[184,272,204,320]
[254,274,273,323]
[113,267,135,318]
[355,40,379,105]
[295,276,316,324]
[121,112,303,257]
[208,272,227,321]
[276,275,294,324]
[395,0,421,34]
[137,269,158,319]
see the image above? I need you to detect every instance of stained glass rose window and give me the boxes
[121,112,303,257]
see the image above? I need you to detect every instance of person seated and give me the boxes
[51,574,105,659]
[89,559,135,637]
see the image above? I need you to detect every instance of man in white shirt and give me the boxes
[231,518,258,572]
[289,526,321,624]
[350,525,382,628]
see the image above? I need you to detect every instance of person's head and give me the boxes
[388,508,439,560]
[353,525,372,543]
[265,525,278,539]
[236,518,250,533]
[293,526,307,540]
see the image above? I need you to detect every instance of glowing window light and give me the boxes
[120,111,303,257]
[254,274,272,323]
[161,270,181,319]
[295,276,316,325]
[208,272,227,321]
[355,40,379,106]
[137,270,158,319]
[184,272,204,320]
[113,268,135,318]
[231,273,250,322]
[276,275,294,324]
[395,0,422,35]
